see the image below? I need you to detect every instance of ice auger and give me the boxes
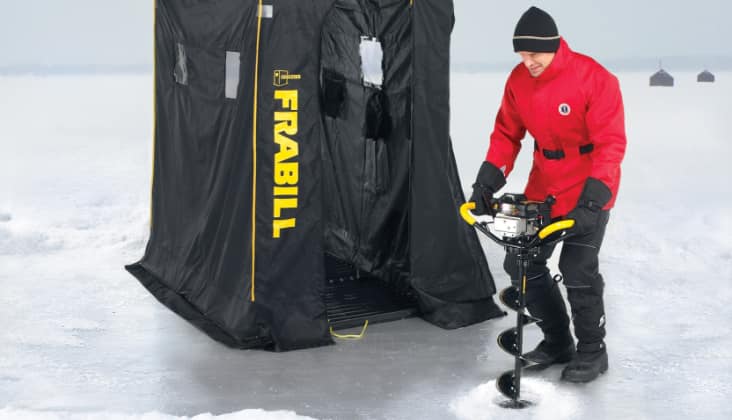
[460,194,575,408]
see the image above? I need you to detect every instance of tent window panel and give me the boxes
[174,43,188,85]
[359,36,383,89]
[225,51,240,99]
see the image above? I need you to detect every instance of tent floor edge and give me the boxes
[324,255,420,331]
[328,308,418,331]
[125,262,271,349]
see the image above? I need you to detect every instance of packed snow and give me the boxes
[450,377,580,420]
[1,71,730,419]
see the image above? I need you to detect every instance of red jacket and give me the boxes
[486,38,627,217]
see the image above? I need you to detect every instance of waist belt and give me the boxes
[534,141,594,160]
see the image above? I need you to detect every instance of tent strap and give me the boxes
[329,320,369,340]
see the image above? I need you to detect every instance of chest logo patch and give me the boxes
[558,103,571,116]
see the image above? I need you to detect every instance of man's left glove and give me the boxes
[567,178,612,236]
[469,162,506,215]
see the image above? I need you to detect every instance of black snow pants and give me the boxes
[503,211,610,353]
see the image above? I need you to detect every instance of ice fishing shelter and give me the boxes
[127,0,503,351]
[650,68,674,87]
[697,69,715,83]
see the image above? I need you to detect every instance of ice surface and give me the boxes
[1,72,731,419]
[0,408,315,420]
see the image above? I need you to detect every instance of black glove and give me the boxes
[469,162,506,215]
[567,178,612,235]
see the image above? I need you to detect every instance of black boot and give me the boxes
[561,346,608,383]
[524,336,575,365]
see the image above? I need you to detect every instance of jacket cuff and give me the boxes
[476,161,507,194]
[577,177,612,211]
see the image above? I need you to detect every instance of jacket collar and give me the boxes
[531,37,572,82]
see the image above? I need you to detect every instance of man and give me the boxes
[470,6,626,383]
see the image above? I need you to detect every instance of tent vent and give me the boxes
[324,255,418,330]
[259,5,273,19]
[174,43,188,85]
[359,36,383,89]
[225,51,240,99]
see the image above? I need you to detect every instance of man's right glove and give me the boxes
[469,161,507,215]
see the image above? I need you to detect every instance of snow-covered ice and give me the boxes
[1,71,731,419]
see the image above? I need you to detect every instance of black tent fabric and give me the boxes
[320,1,412,285]
[409,0,501,328]
[127,0,504,352]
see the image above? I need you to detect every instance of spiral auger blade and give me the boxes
[497,327,531,359]
[496,371,534,409]
[499,286,541,322]
[495,286,537,407]
[499,286,521,312]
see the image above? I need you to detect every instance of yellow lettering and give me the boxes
[273,218,297,239]
[274,198,298,218]
[274,112,297,135]
[274,186,298,196]
[272,88,300,239]
[274,131,299,163]
[274,162,298,185]
[274,90,298,111]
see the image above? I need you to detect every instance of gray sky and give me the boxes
[0,0,152,68]
[1,0,730,68]
[453,0,732,64]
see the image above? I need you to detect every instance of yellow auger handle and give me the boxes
[460,202,477,226]
[538,219,575,240]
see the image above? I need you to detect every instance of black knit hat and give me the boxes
[513,6,560,53]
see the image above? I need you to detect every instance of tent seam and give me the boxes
[250,0,264,302]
